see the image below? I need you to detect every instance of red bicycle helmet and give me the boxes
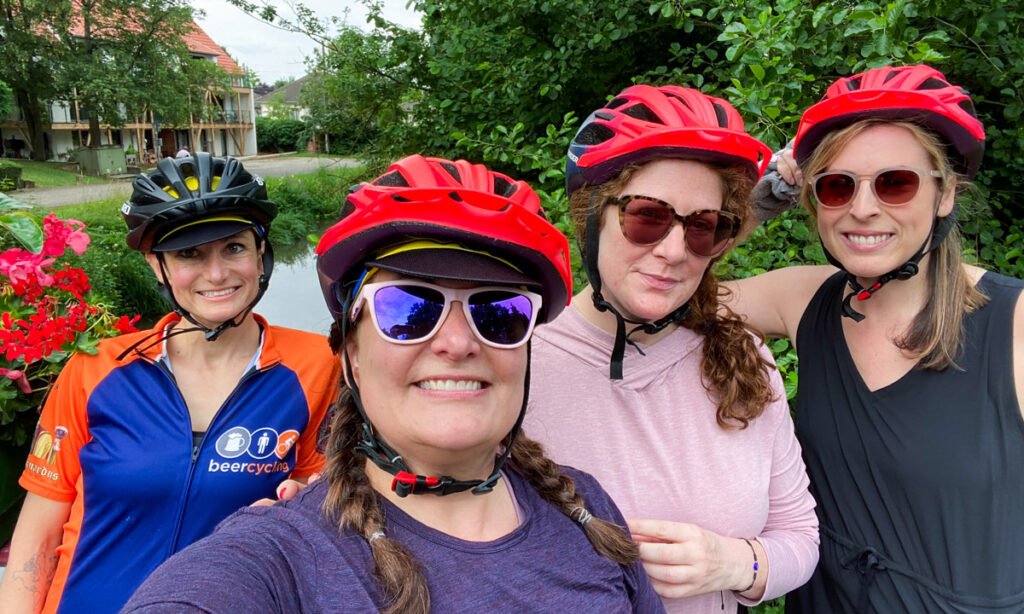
[565,84,772,195]
[794,64,985,178]
[316,155,572,324]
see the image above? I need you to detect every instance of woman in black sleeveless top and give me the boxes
[724,64,1024,612]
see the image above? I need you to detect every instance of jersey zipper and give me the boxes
[163,361,278,558]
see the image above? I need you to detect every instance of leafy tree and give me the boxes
[0,0,68,160]
[272,76,296,90]
[58,0,211,148]
[0,0,233,158]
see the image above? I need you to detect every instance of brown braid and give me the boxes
[508,435,639,564]
[323,321,431,614]
[323,320,640,610]
[321,386,431,614]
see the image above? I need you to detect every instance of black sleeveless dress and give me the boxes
[787,271,1024,614]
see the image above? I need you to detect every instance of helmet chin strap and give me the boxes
[828,211,954,322]
[339,285,528,498]
[155,242,274,341]
[582,189,690,380]
[117,240,274,361]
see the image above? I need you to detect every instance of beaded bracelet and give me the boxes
[739,538,759,593]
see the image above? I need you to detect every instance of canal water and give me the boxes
[257,239,334,336]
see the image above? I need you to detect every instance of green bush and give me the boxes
[255,116,308,152]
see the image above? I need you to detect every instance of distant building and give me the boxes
[255,75,309,121]
[0,22,257,163]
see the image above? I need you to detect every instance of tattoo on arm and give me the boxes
[9,549,60,610]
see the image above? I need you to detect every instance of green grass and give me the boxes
[5,160,105,188]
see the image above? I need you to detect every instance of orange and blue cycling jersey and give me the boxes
[19,313,340,614]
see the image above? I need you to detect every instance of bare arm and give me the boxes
[722,265,837,342]
[0,493,72,614]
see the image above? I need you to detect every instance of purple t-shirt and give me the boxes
[122,467,664,614]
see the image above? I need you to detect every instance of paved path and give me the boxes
[11,155,361,208]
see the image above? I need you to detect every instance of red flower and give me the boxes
[113,315,141,335]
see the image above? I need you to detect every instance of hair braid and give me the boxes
[322,331,431,614]
[508,435,638,564]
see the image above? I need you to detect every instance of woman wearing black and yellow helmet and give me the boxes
[0,153,339,614]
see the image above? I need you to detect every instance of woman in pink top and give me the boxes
[523,85,819,613]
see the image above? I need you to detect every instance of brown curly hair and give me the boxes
[569,161,777,428]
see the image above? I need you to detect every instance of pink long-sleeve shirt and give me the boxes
[525,306,819,613]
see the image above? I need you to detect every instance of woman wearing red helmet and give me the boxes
[524,85,819,613]
[124,155,665,614]
[727,65,1024,612]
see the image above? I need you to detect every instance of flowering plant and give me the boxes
[0,194,140,447]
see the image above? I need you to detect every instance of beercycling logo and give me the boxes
[208,425,299,475]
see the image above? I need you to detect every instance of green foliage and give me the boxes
[256,116,308,152]
[265,166,365,245]
[0,78,11,119]
[0,0,233,157]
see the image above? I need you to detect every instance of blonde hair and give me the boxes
[569,162,777,428]
[800,119,988,369]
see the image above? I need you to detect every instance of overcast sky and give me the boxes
[191,0,422,84]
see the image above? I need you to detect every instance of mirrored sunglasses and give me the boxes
[613,195,740,258]
[351,280,541,349]
[811,167,943,209]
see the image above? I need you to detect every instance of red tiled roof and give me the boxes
[184,23,243,75]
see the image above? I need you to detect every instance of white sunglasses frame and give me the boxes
[810,166,943,209]
[350,279,542,349]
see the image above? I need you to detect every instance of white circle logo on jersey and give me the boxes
[248,428,279,459]
[215,426,252,459]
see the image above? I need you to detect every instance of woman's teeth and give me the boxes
[847,234,891,246]
[417,380,482,391]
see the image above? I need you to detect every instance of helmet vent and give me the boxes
[919,78,949,90]
[663,92,693,111]
[493,176,516,197]
[621,103,662,124]
[374,171,410,187]
[711,102,730,128]
[958,100,978,117]
[606,97,628,109]
[440,161,461,182]
[846,76,862,91]
[574,123,616,145]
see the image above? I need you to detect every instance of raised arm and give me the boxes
[0,493,72,614]
[722,265,836,343]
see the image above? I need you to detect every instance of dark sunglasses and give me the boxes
[810,167,943,209]
[613,195,740,258]
[350,280,541,349]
